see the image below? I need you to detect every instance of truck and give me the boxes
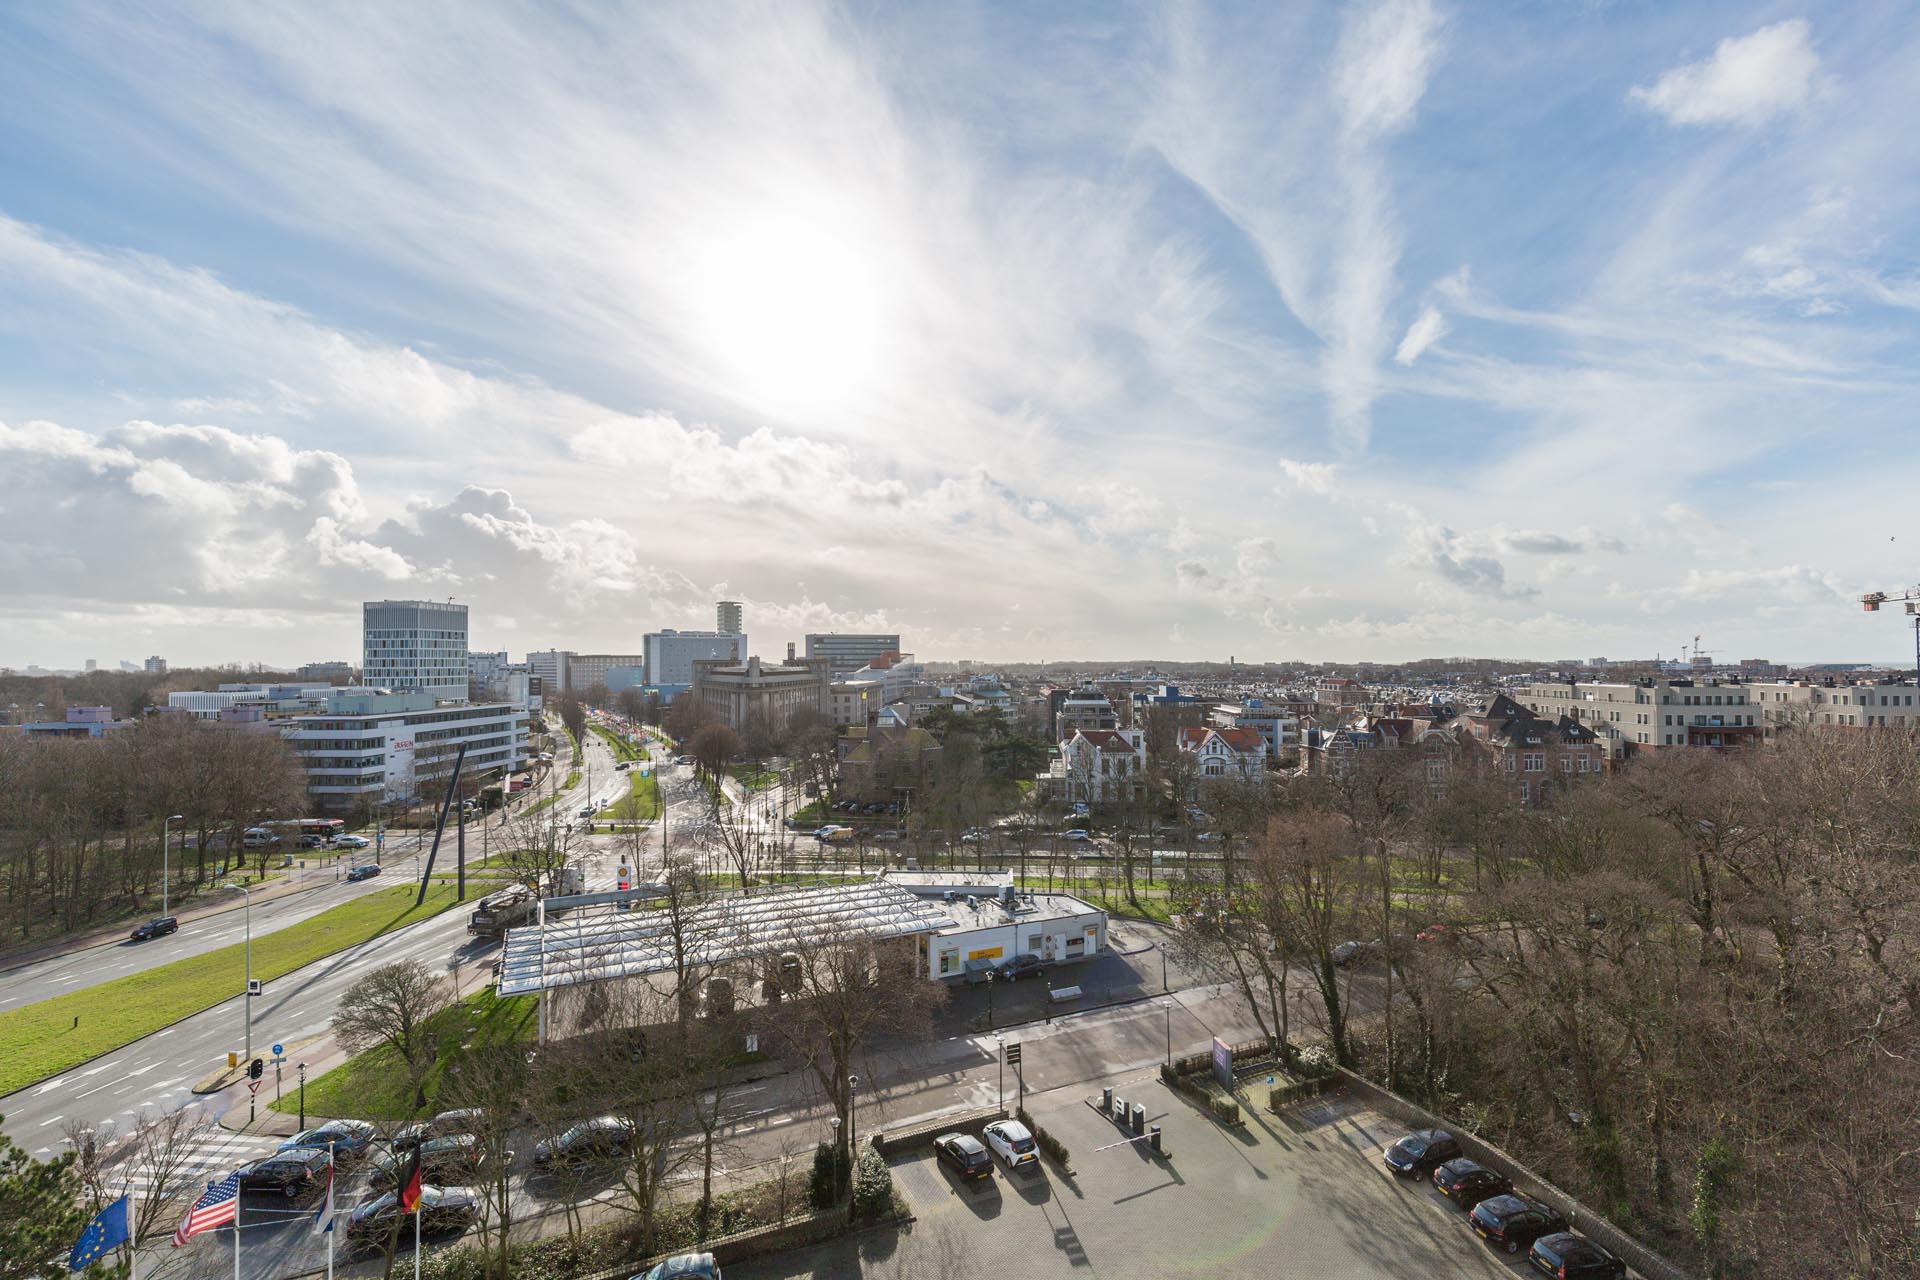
[467,887,536,938]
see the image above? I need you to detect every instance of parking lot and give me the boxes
[733,1071,1625,1280]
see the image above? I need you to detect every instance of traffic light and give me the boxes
[248,1057,264,1081]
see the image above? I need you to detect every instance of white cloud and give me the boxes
[1275,459,1339,495]
[1393,305,1448,365]
[1631,20,1818,127]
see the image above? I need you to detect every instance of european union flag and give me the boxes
[68,1194,131,1271]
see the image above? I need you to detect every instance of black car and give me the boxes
[344,1185,478,1254]
[129,917,178,941]
[1470,1194,1570,1255]
[1528,1232,1626,1279]
[530,1116,635,1169]
[1432,1158,1513,1210]
[345,864,382,882]
[279,1119,378,1159]
[369,1134,484,1186]
[995,954,1045,982]
[932,1132,993,1181]
[238,1148,332,1199]
[630,1254,721,1280]
[1383,1128,1460,1177]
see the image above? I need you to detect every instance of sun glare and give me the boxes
[688,196,891,421]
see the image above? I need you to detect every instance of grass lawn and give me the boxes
[787,799,827,825]
[602,771,661,821]
[729,765,779,791]
[0,881,483,1098]
[276,987,536,1120]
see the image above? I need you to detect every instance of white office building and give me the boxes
[805,632,902,674]
[643,630,749,693]
[362,600,469,698]
[282,689,530,813]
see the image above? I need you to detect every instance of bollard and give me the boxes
[1101,1086,1113,1113]
[1112,1095,1126,1121]
[1131,1102,1145,1136]
[1149,1124,1162,1153]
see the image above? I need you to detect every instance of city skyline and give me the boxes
[2,3,1918,668]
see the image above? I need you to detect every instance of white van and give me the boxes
[241,827,275,849]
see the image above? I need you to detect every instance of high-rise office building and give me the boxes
[716,600,743,635]
[643,630,749,693]
[805,632,902,674]
[362,600,469,698]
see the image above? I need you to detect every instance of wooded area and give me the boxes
[1177,732,1918,1280]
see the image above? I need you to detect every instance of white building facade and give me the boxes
[282,690,530,813]
[362,600,469,698]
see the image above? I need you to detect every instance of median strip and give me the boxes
[0,879,495,1098]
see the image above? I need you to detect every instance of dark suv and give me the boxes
[345,864,382,882]
[1528,1232,1626,1279]
[129,917,178,941]
[238,1148,332,1199]
[1470,1194,1570,1255]
[1382,1128,1460,1177]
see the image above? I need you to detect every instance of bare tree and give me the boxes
[332,960,455,1110]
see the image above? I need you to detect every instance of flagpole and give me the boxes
[232,1191,241,1280]
[414,1193,422,1280]
[326,1140,335,1280]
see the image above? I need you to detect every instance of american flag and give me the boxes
[172,1171,241,1248]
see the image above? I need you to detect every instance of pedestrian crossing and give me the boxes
[107,1126,280,1199]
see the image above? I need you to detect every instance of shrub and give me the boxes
[851,1148,893,1220]
[1294,1044,1337,1079]
[1018,1107,1072,1172]
[809,1140,849,1208]
[1209,1094,1242,1123]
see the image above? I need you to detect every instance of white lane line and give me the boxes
[40,1114,65,1126]
[154,1028,177,1038]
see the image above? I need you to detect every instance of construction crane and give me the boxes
[1859,587,1920,683]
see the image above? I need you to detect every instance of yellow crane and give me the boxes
[1858,587,1920,682]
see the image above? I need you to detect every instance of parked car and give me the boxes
[629,1253,721,1280]
[1382,1128,1460,1177]
[995,954,1045,982]
[579,804,596,818]
[344,1185,479,1254]
[391,1109,485,1153]
[129,916,179,942]
[1331,940,1374,967]
[1527,1232,1626,1279]
[530,1116,635,1169]
[279,1119,378,1159]
[1432,1158,1513,1211]
[960,828,987,844]
[1469,1194,1570,1256]
[864,803,886,815]
[292,834,324,849]
[369,1135,484,1186]
[237,1148,333,1199]
[332,834,371,849]
[1069,801,1090,817]
[871,829,902,842]
[345,864,382,882]
[1061,829,1091,842]
[981,1119,1039,1170]
[241,828,276,848]
[932,1132,993,1181]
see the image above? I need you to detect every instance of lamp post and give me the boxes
[984,969,996,1031]
[846,1073,860,1223]
[223,881,253,1074]
[162,814,183,918]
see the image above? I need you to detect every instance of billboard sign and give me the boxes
[1211,1036,1233,1089]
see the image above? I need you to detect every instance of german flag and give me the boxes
[398,1144,424,1214]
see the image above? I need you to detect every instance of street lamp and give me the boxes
[223,881,254,1074]
[846,1073,861,1221]
[984,969,996,1031]
[161,814,183,918]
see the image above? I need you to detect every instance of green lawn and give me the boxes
[602,771,661,820]
[274,987,536,1120]
[0,881,484,1097]
[729,765,779,791]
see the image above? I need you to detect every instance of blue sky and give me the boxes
[1,1,1917,669]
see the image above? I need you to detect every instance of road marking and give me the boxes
[33,1077,69,1095]
[40,1114,65,1126]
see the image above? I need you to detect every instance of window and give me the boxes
[938,949,959,976]
[1560,756,1574,772]
[1519,781,1530,804]
[1523,753,1545,772]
